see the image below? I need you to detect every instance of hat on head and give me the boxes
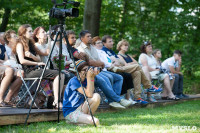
[69,60,88,72]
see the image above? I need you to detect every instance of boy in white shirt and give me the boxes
[162,50,188,98]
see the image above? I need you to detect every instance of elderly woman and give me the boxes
[138,41,178,100]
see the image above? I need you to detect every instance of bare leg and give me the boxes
[161,86,167,97]
[53,73,65,107]
[76,113,100,125]
[4,77,22,102]
[170,78,175,89]
[81,93,101,114]
[163,75,175,98]
[76,93,100,125]
[0,67,14,102]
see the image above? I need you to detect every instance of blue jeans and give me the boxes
[100,71,123,96]
[172,74,183,95]
[95,72,122,103]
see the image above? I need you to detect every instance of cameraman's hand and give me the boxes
[87,67,96,78]
[93,67,100,75]
[37,62,45,66]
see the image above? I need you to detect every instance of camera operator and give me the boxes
[63,60,100,125]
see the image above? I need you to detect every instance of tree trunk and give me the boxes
[0,8,11,32]
[119,0,128,39]
[83,0,102,37]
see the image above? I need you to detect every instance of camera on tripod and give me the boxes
[49,0,80,19]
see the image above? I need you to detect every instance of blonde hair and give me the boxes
[117,39,129,51]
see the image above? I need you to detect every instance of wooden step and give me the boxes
[0,94,199,126]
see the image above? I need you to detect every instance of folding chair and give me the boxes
[13,56,48,108]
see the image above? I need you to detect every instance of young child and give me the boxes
[63,60,101,125]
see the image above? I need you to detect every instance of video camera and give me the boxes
[49,0,80,19]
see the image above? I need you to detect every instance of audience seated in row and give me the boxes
[0,25,188,110]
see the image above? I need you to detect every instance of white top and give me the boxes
[96,49,112,71]
[51,42,72,66]
[35,43,49,65]
[138,53,158,69]
[4,44,22,68]
[5,44,12,58]
[77,42,100,61]
[162,56,179,72]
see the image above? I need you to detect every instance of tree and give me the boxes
[83,0,102,36]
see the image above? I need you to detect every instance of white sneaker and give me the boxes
[109,102,126,109]
[129,98,137,105]
[120,99,132,107]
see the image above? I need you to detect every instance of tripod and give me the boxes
[24,19,96,127]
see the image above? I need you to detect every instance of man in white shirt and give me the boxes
[162,50,188,98]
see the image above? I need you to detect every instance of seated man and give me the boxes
[63,60,100,125]
[66,30,132,109]
[102,35,162,104]
[162,50,188,98]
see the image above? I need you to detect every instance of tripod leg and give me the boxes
[63,31,97,127]
[24,31,61,125]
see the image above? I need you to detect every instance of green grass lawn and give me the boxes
[1,100,200,133]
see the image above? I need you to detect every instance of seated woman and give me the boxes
[2,30,24,105]
[33,26,74,91]
[63,60,100,125]
[33,27,50,67]
[117,39,161,102]
[13,24,65,108]
[153,49,175,83]
[138,41,179,100]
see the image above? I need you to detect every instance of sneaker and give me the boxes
[147,85,162,93]
[120,99,132,107]
[181,94,189,98]
[109,102,126,109]
[129,98,137,105]
[135,98,149,105]
[147,95,157,102]
[176,94,183,99]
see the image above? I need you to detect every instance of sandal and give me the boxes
[0,101,12,107]
[161,97,167,100]
[53,102,63,109]
[5,101,16,107]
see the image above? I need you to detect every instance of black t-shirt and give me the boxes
[0,44,6,60]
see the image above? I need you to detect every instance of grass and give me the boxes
[0,100,200,133]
